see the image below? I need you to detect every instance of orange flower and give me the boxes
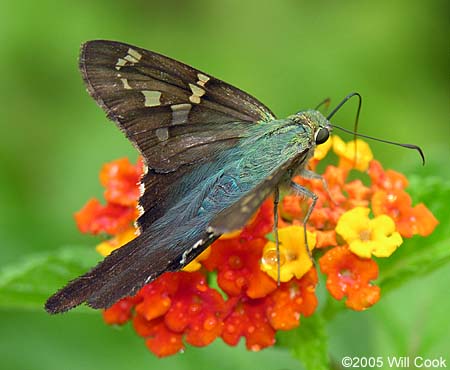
[319,246,380,310]
[343,180,372,208]
[289,165,350,231]
[281,194,304,220]
[372,190,438,237]
[129,272,227,356]
[368,160,408,191]
[203,238,277,299]
[134,316,184,357]
[265,268,318,330]
[103,296,141,325]
[163,272,226,347]
[240,198,275,240]
[368,160,438,237]
[134,273,180,321]
[315,230,337,248]
[75,157,143,235]
[222,297,276,351]
[100,157,143,206]
[74,198,138,235]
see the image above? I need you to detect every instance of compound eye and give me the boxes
[315,128,330,145]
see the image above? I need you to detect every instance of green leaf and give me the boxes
[0,245,100,312]
[377,176,450,293]
[276,314,329,370]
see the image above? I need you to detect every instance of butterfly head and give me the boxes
[292,110,332,146]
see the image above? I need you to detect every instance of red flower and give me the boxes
[319,246,380,311]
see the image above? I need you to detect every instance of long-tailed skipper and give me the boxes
[45,40,423,314]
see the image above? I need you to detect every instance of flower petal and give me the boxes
[333,136,373,171]
[319,246,380,310]
[261,226,316,282]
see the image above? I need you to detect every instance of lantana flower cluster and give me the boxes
[75,136,438,357]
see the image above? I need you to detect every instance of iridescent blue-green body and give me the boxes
[45,40,331,314]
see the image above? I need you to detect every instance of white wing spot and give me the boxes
[170,103,192,125]
[115,58,127,70]
[155,127,169,142]
[188,83,205,104]
[141,90,162,107]
[124,54,138,63]
[137,204,145,217]
[120,78,132,89]
[115,48,142,70]
[139,181,146,197]
[197,73,210,87]
[145,275,154,284]
[127,48,142,61]
[143,162,149,175]
[180,239,204,266]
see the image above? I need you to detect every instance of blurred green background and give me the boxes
[0,0,448,369]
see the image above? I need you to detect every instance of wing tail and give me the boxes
[45,224,216,313]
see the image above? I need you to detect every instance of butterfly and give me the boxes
[45,40,422,314]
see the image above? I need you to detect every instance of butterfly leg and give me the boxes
[299,169,335,204]
[290,181,318,263]
[273,186,281,285]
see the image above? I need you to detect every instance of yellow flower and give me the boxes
[336,207,403,258]
[332,135,373,171]
[96,227,138,256]
[313,135,332,160]
[260,225,316,282]
[182,247,211,272]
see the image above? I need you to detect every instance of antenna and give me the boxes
[327,92,424,165]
